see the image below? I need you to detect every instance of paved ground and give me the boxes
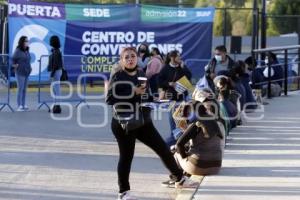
[1,90,300,200]
[194,91,300,200]
[0,91,179,200]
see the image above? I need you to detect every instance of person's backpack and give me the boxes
[51,105,61,114]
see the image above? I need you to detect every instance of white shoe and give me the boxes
[117,191,137,200]
[175,176,199,189]
[22,106,29,111]
[16,106,25,112]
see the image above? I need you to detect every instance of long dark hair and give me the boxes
[50,35,61,49]
[17,36,29,51]
[137,43,150,62]
[152,47,163,57]
[165,50,179,65]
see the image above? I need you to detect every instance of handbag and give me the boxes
[60,68,68,81]
[49,104,61,114]
[113,105,151,134]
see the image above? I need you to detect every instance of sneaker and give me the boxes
[22,106,29,111]
[16,106,25,112]
[161,179,176,188]
[117,191,137,200]
[175,176,199,189]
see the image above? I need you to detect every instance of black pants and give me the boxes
[111,119,183,193]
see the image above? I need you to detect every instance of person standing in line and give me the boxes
[137,43,150,72]
[158,50,192,147]
[12,36,32,112]
[48,35,63,113]
[106,47,198,200]
[205,45,235,91]
[146,47,164,94]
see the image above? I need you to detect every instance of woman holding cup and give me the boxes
[106,47,198,200]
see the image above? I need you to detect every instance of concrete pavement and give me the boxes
[0,91,179,200]
[1,90,300,199]
[194,91,300,200]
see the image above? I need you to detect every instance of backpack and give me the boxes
[51,105,61,114]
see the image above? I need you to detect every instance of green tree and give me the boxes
[268,0,300,35]
[223,0,246,7]
[213,1,232,36]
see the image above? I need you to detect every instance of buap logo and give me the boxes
[12,24,49,76]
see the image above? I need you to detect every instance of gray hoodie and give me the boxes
[12,48,32,77]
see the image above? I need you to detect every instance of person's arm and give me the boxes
[207,59,216,79]
[176,123,198,158]
[12,49,19,68]
[138,57,150,69]
[182,64,192,80]
[158,66,170,90]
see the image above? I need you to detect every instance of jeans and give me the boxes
[52,69,62,104]
[111,119,183,193]
[16,73,29,107]
[165,108,177,147]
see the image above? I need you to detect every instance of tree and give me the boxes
[267,0,300,35]
[223,0,246,7]
[213,1,232,36]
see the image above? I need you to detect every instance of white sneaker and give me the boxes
[22,106,29,111]
[117,191,137,200]
[175,176,199,189]
[16,106,25,112]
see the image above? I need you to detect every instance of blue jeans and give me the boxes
[52,69,62,104]
[165,106,177,147]
[16,74,29,107]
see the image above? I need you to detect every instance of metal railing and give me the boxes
[0,54,14,112]
[253,45,300,98]
[37,54,109,110]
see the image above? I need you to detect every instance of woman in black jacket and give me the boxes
[48,35,63,111]
[158,50,192,147]
[106,47,197,200]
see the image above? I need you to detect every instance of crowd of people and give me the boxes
[106,43,286,200]
[11,36,286,200]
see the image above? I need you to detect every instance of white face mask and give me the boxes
[215,55,222,62]
[265,58,269,64]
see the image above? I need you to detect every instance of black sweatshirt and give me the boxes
[176,120,224,168]
[158,64,192,101]
[106,69,152,107]
[48,48,63,78]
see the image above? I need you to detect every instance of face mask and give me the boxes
[265,58,269,64]
[124,66,138,73]
[215,55,222,62]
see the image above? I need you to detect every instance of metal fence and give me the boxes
[0,54,14,112]
[253,45,300,98]
[37,54,108,110]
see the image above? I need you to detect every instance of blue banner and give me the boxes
[8,0,214,81]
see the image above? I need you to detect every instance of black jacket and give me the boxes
[48,48,63,77]
[206,55,235,76]
[106,69,152,106]
[176,119,224,168]
[158,64,192,101]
